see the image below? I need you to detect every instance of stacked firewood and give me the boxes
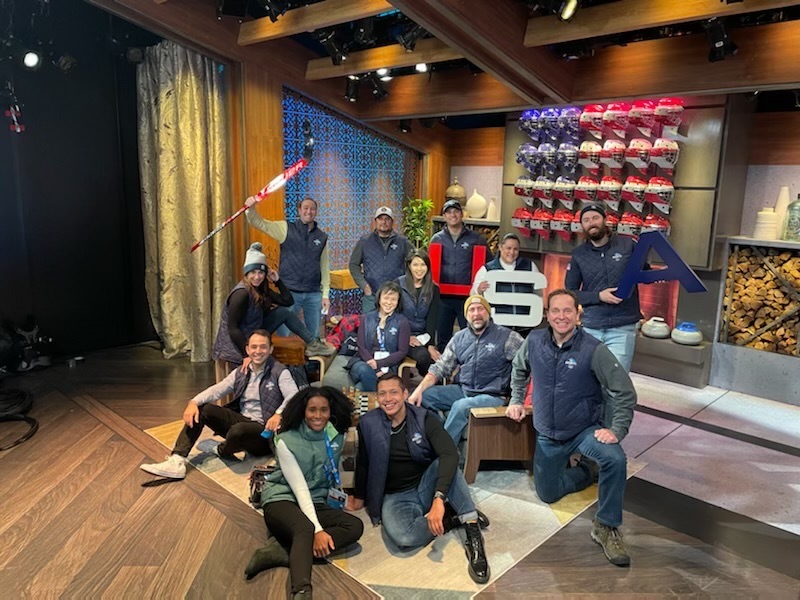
[723,247,800,355]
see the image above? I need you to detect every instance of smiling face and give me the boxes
[580,211,608,242]
[378,290,400,316]
[409,256,428,282]
[467,302,490,332]
[499,237,520,264]
[443,206,463,228]
[245,333,272,367]
[298,199,318,225]
[377,377,408,422]
[375,214,393,235]
[246,269,266,287]
[547,293,579,339]
[304,395,331,432]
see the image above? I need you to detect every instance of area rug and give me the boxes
[145,420,645,598]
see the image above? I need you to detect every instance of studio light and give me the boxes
[396,24,425,53]
[258,0,289,23]
[315,28,348,66]
[397,119,411,133]
[353,17,376,46]
[22,49,42,70]
[54,54,77,73]
[376,68,389,76]
[415,62,428,73]
[345,77,359,102]
[704,18,738,62]
[559,0,580,22]
[366,72,388,100]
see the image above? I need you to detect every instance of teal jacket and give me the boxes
[261,422,344,506]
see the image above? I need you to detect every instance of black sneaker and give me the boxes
[590,519,630,566]
[464,522,490,584]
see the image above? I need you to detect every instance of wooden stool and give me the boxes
[463,406,535,484]
[398,357,416,387]
[271,336,307,366]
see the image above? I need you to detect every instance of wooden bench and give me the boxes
[463,405,535,484]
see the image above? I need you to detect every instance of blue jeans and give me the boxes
[262,307,315,344]
[534,425,627,527]
[349,359,379,392]
[582,323,637,372]
[381,459,477,549]
[278,290,323,337]
[422,384,505,444]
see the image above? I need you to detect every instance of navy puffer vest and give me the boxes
[226,356,288,424]
[361,232,408,293]
[451,321,513,397]
[485,256,535,314]
[398,275,431,335]
[212,282,262,363]
[430,227,486,288]
[279,220,328,292]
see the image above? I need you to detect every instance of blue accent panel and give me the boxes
[616,231,708,299]
[282,90,419,270]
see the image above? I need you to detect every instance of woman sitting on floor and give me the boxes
[245,386,363,599]
[212,242,334,365]
[346,281,410,392]
[397,249,441,376]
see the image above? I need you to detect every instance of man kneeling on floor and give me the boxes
[140,330,299,479]
[346,374,490,583]
[507,289,636,566]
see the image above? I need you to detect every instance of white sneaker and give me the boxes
[140,454,186,479]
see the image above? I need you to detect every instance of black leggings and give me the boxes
[263,500,364,594]
[172,403,271,458]
[407,344,434,376]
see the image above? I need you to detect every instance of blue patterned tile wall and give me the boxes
[282,89,419,270]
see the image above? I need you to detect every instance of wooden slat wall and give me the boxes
[748,113,800,165]
[449,127,505,166]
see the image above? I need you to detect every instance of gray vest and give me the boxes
[451,321,514,397]
[212,283,261,364]
[279,220,328,292]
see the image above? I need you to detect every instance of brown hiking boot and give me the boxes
[590,519,630,566]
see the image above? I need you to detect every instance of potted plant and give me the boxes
[402,197,434,249]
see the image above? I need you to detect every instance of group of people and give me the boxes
[141,196,645,599]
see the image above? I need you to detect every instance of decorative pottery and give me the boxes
[486,196,500,221]
[774,185,791,239]
[671,322,703,346]
[466,189,488,219]
[752,207,778,240]
[641,316,671,339]
[445,176,466,205]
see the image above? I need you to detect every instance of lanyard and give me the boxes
[376,324,386,351]
[323,431,342,489]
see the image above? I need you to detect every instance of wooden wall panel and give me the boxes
[749,113,800,165]
[449,127,505,166]
[423,151,452,214]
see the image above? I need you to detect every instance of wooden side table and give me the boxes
[463,406,535,484]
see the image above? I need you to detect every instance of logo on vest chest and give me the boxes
[266,381,275,389]
[461,242,471,249]
[330,441,340,450]
[314,239,322,246]
[390,243,398,251]
[484,342,496,353]
[389,326,398,336]
[411,432,423,445]
[564,357,578,369]
[611,252,623,262]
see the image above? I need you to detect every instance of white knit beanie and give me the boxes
[243,242,267,275]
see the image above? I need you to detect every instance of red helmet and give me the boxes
[552,176,576,210]
[605,212,620,233]
[617,211,644,239]
[628,100,657,137]
[651,138,680,175]
[645,176,675,214]
[655,97,684,129]
[530,208,553,240]
[578,140,602,176]
[514,176,535,207]
[571,210,584,233]
[551,208,574,241]
[625,138,653,174]
[512,207,535,238]
[600,139,626,170]
[603,102,631,138]
[580,104,605,139]
[597,176,623,212]
[621,176,648,212]
[642,213,671,236]
[575,176,599,203]
[532,176,555,209]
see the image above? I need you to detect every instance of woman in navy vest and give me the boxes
[245,387,363,597]
[397,250,441,376]
[212,243,335,364]
[347,281,411,391]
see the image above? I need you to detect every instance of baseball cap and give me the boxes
[442,199,463,213]
[374,206,394,219]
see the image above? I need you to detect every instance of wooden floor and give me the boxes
[0,345,377,599]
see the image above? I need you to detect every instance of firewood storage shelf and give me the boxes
[720,237,800,357]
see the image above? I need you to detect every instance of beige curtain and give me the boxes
[137,40,233,362]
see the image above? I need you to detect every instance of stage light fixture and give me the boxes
[559,0,580,21]
[380,74,393,82]
[344,75,360,102]
[366,72,388,100]
[258,0,289,23]
[396,24,425,52]
[704,18,738,62]
[54,54,77,73]
[415,62,428,73]
[21,49,42,70]
[376,68,389,76]
[398,119,411,133]
[315,28,348,66]
[126,47,145,64]
[354,17,376,46]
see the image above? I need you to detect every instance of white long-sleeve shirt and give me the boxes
[470,258,540,295]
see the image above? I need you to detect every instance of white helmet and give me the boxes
[621,176,648,212]
[532,176,555,209]
[655,97,684,128]
[514,176,536,207]
[597,175,623,212]
[651,138,680,175]
[625,138,653,174]
[579,104,605,139]
[574,176,599,203]
[552,176,576,210]
[645,176,675,214]
[578,140,602,176]
[628,99,657,137]
[600,139,626,170]
[603,102,631,138]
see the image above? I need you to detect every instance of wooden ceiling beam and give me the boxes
[238,0,392,46]
[572,19,800,102]
[355,71,529,121]
[389,0,573,104]
[524,0,800,47]
[305,37,463,80]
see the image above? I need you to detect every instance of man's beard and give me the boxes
[585,224,610,242]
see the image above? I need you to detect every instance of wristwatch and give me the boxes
[433,491,446,501]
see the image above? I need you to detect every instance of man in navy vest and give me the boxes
[140,330,299,480]
[566,204,645,371]
[245,196,330,333]
[347,374,490,584]
[431,200,490,351]
[507,289,636,566]
[409,295,524,445]
[349,206,414,313]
